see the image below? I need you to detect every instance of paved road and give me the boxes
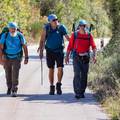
[0,45,109,120]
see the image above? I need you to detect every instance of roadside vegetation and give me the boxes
[0,0,120,119]
[89,1,120,119]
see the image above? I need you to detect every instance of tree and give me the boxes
[104,0,120,55]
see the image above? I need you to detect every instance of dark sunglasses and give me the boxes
[79,25,86,27]
[52,19,58,22]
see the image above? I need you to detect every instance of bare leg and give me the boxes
[49,68,55,95]
[49,68,54,85]
[56,67,63,95]
[57,67,63,83]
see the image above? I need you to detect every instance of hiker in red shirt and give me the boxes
[65,20,97,99]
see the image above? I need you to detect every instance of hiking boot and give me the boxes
[81,94,85,98]
[75,95,80,99]
[56,82,62,95]
[7,88,11,95]
[11,91,17,97]
[49,85,55,95]
[75,94,85,99]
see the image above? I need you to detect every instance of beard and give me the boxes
[10,31,17,37]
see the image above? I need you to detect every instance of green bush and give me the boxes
[28,21,44,42]
[88,52,120,119]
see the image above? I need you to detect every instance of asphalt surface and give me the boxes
[0,45,110,120]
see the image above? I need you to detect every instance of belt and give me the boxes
[78,52,89,56]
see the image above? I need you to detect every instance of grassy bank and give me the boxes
[88,52,120,120]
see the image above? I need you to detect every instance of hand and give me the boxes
[24,59,28,64]
[37,47,40,53]
[0,57,6,66]
[37,47,43,59]
[40,50,44,59]
[24,56,29,64]
[0,59,4,65]
[92,56,97,64]
[65,56,69,64]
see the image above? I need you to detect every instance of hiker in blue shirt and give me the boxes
[38,14,69,95]
[0,22,29,97]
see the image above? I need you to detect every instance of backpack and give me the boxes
[73,30,91,48]
[0,27,9,39]
[0,27,23,59]
[45,23,65,52]
[72,23,94,49]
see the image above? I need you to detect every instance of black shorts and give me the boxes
[46,50,64,68]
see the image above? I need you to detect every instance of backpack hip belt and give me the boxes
[78,52,89,56]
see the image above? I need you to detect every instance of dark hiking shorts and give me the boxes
[46,50,64,68]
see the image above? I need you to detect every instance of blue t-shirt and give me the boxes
[0,32,26,58]
[44,24,68,52]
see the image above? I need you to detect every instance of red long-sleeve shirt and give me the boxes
[67,32,96,53]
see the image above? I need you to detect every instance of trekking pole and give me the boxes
[89,24,94,33]
[88,23,94,45]
[72,22,75,32]
[40,58,43,85]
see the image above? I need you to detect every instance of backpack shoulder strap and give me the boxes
[57,24,65,36]
[17,32,25,47]
[87,32,91,47]
[17,33,22,44]
[3,32,9,51]
[45,23,51,39]
[74,31,78,40]
[5,32,9,39]
[72,31,78,48]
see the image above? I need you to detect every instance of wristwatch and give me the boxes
[25,56,29,60]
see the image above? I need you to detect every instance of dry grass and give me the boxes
[88,52,120,120]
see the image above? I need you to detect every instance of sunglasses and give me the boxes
[79,25,86,27]
[52,19,58,22]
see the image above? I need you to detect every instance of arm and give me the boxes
[22,44,29,64]
[19,33,29,64]
[90,35,97,63]
[0,44,5,65]
[0,44,3,59]
[65,34,70,41]
[37,29,46,59]
[0,34,5,65]
[65,33,74,64]
[61,24,70,41]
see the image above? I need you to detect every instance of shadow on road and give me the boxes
[0,94,8,97]
[28,55,46,60]
[18,92,98,105]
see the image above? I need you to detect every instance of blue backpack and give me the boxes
[45,23,65,52]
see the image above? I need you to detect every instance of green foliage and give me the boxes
[0,0,31,30]
[104,0,120,55]
[89,53,120,119]
[29,20,44,42]
[89,1,120,118]
[85,0,111,37]
[40,0,58,16]
[38,0,111,35]
[0,0,111,40]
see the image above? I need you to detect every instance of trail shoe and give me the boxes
[81,94,85,98]
[56,82,62,95]
[49,85,55,95]
[75,95,80,99]
[11,91,17,97]
[75,94,85,99]
[7,88,11,95]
